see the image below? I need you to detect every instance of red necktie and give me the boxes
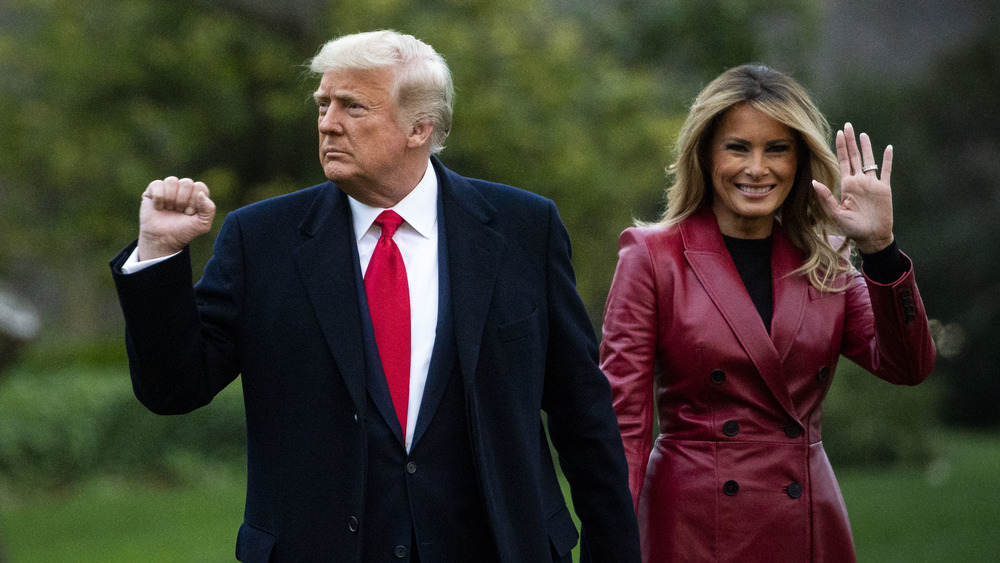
[364,210,410,430]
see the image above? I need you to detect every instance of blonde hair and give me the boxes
[659,64,849,291]
[310,30,454,154]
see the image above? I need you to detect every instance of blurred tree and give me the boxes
[820,20,1000,428]
[0,0,322,345]
[894,29,1000,428]
[5,0,979,434]
[0,0,682,343]
[0,0,967,485]
[553,0,822,105]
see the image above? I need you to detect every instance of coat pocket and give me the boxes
[546,504,580,559]
[497,308,539,343]
[236,520,277,563]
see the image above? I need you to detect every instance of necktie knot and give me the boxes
[375,210,404,240]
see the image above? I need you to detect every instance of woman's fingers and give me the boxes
[881,145,893,186]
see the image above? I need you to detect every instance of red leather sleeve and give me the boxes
[599,228,660,510]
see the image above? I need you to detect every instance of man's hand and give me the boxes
[137,177,216,260]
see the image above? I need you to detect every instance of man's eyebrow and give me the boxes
[313,90,365,105]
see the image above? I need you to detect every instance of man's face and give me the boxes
[314,67,414,204]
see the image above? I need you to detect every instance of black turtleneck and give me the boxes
[722,237,905,334]
[723,235,774,332]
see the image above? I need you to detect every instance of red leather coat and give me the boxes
[599,208,935,562]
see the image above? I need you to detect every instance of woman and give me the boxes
[599,64,936,562]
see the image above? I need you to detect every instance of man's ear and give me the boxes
[406,120,434,149]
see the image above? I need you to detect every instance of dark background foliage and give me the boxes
[1,0,997,491]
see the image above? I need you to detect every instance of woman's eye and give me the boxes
[725,143,748,152]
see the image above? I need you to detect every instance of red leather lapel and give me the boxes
[681,209,799,420]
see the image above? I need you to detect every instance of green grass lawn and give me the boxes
[838,431,1000,562]
[1,431,997,562]
[0,472,245,562]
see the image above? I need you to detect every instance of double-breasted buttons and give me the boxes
[816,366,830,383]
[406,461,417,474]
[784,421,802,439]
[710,369,726,385]
[722,420,739,436]
[786,482,803,499]
[348,516,359,533]
[723,480,739,496]
[394,545,408,558]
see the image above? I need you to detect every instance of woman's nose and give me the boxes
[746,151,766,177]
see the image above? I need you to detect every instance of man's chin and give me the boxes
[322,164,350,184]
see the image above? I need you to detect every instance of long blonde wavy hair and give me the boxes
[657,64,850,292]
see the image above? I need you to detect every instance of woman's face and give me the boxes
[708,103,798,239]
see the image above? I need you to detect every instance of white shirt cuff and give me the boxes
[120,247,180,274]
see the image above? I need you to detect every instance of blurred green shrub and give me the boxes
[0,367,245,489]
[0,359,943,493]
[822,360,942,468]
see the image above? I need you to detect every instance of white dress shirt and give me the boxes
[122,160,440,452]
[349,160,439,452]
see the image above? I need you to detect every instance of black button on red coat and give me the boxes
[710,369,726,385]
[723,420,739,436]
[786,482,803,499]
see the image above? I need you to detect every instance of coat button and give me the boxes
[348,516,359,533]
[394,545,408,558]
[816,366,830,382]
[710,369,726,385]
[723,480,739,496]
[786,482,803,499]
[722,420,739,436]
[784,422,802,439]
[406,461,417,474]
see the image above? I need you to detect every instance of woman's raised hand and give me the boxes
[812,123,895,254]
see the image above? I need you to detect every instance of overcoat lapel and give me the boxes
[435,160,502,390]
[292,183,369,417]
[410,186,457,448]
[681,209,799,420]
[769,227,809,365]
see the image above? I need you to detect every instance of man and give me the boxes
[110,30,639,562]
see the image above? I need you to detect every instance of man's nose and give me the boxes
[319,110,343,134]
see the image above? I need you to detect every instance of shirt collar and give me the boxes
[348,159,438,242]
